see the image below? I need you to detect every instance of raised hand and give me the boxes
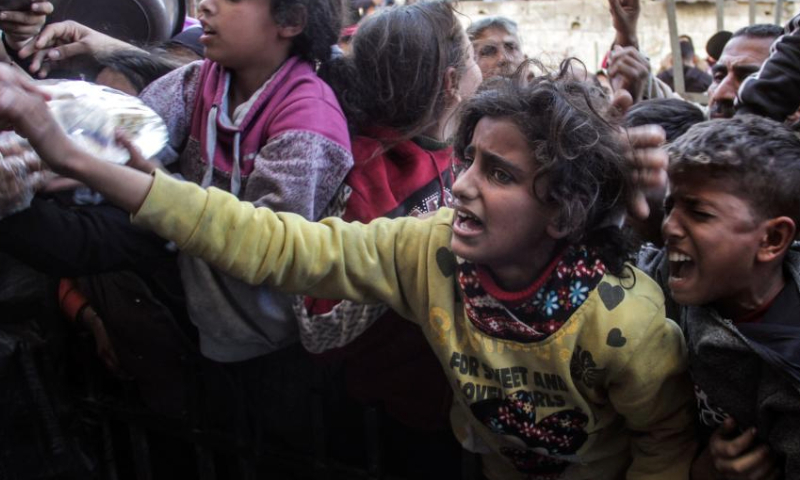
[0,1,53,50]
[608,0,640,48]
[18,20,141,77]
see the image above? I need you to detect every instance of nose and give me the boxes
[198,0,213,16]
[709,72,737,107]
[661,208,685,243]
[452,162,479,202]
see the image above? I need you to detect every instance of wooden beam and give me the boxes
[666,0,685,96]
[775,0,785,25]
[716,0,725,31]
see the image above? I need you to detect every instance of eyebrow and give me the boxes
[731,64,761,79]
[473,38,519,48]
[679,194,717,211]
[483,150,527,177]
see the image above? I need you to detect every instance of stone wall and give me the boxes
[457,0,797,72]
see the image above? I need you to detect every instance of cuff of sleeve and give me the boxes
[130,169,209,248]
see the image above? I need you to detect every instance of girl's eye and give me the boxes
[490,168,513,184]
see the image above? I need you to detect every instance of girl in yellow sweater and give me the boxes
[0,62,694,479]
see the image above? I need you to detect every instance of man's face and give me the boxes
[707,35,775,119]
[471,27,526,79]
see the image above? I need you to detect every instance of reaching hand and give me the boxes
[608,0,640,48]
[0,145,45,218]
[612,93,667,222]
[692,418,782,480]
[608,45,650,103]
[0,1,53,50]
[18,20,140,78]
[0,63,78,174]
[115,130,161,175]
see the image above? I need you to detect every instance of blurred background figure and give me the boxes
[657,35,712,93]
[466,16,526,79]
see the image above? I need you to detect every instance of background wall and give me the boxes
[457,0,797,72]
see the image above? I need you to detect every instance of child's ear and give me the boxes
[444,66,460,104]
[757,216,796,263]
[277,5,307,39]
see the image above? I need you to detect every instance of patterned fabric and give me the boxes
[471,391,589,478]
[694,384,728,429]
[295,298,388,353]
[458,246,607,343]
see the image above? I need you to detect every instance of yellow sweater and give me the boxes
[134,172,696,479]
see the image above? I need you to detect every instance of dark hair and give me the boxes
[272,0,344,64]
[679,40,695,61]
[731,23,783,40]
[95,49,183,94]
[318,1,469,139]
[625,98,705,143]
[668,115,800,230]
[453,62,634,274]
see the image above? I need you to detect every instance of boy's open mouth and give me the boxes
[454,210,484,235]
[668,251,695,282]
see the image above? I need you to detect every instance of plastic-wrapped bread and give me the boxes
[0,80,168,218]
[0,145,46,219]
[38,80,169,164]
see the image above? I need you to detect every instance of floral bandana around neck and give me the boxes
[457,245,607,343]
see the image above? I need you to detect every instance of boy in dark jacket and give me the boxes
[638,115,800,480]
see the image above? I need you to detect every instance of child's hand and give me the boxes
[0,1,53,51]
[115,129,161,175]
[0,64,75,172]
[18,20,142,78]
[618,123,667,221]
[693,418,782,480]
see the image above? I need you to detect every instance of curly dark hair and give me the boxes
[318,1,469,140]
[668,115,800,231]
[452,62,636,275]
[272,0,344,64]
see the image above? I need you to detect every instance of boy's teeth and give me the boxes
[668,252,692,262]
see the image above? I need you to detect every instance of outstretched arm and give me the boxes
[0,63,154,211]
[17,20,143,78]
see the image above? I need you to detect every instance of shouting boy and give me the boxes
[639,115,800,479]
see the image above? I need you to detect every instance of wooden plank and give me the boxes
[776,0,785,25]
[684,92,709,106]
[666,0,685,96]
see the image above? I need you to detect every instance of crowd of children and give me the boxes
[0,0,799,479]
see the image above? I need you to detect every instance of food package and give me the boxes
[0,146,47,219]
[0,80,168,218]
[37,80,169,164]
